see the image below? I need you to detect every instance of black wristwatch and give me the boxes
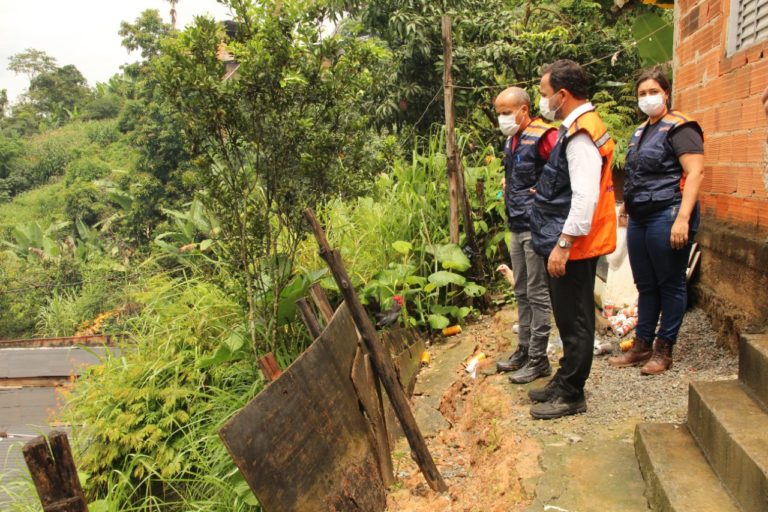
[558,237,572,249]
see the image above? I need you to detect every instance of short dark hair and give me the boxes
[634,66,671,95]
[542,59,590,100]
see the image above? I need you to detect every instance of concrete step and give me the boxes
[688,380,768,512]
[634,423,740,512]
[740,334,768,409]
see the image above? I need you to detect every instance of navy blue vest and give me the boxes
[529,109,613,257]
[503,119,554,233]
[623,111,702,218]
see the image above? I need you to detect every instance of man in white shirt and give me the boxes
[527,59,617,419]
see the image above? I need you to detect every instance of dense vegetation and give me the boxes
[0,0,671,509]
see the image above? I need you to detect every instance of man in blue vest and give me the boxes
[494,87,557,384]
[527,59,617,420]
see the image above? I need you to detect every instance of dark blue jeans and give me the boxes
[627,202,699,344]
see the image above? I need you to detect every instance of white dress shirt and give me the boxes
[559,102,602,237]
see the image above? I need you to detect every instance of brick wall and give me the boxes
[674,0,768,349]
[675,0,768,228]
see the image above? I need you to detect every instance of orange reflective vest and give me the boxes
[529,107,617,260]
[569,111,617,260]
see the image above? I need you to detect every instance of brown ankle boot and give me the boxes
[641,338,673,375]
[608,337,653,368]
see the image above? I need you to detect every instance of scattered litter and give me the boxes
[602,299,615,317]
[604,300,639,337]
[544,505,571,512]
[546,336,563,358]
[513,323,519,334]
[420,350,431,366]
[442,325,462,337]
[464,352,486,379]
[593,341,613,356]
[620,339,634,352]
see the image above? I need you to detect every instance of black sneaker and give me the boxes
[508,357,552,384]
[530,395,587,420]
[527,378,559,403]
[496,346,528,373]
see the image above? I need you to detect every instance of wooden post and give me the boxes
[23,431,88,512]
[258,352,282,382]
[309,283,334,323]
[476,179,486,215]
[304,208,447,493]
[296,297,323,338]
[442,15,485,290]
[442,15,461,245]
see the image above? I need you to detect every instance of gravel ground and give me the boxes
[514,307,739,437]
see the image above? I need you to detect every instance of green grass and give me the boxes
[0,181,68,235]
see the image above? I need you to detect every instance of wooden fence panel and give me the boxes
[219,303,386,512]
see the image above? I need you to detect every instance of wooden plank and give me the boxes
[350,347,394,487]
[309,283,334,323]
[304,208,447,493]
[396,337,427,397]
[381,330,426,444]
[23,431,88,512]
[296,298,322,338]
[219,303,387,512]
[257,352,282,382]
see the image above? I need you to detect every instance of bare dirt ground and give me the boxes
[386,305,738,512]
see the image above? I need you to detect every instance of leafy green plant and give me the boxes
[297,126,504,331]
[632,12,674,66]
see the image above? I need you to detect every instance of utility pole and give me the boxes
[442,15,461,245]
[441,16,487,302]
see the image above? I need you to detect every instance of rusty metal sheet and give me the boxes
[219,303,386,512]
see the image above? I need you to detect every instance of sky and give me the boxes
[0,0,232,103]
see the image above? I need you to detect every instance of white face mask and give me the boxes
[498,111,521,137]
[539,92,561,121]
[638,94,666,117]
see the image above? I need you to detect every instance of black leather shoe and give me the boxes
[508,357,552,384]
[530,395,587,420]
[527,378,559,403]
[496,346,528,373]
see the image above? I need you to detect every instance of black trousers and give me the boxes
[547,256,598,400]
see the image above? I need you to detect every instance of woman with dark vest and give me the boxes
[609,68,704,375]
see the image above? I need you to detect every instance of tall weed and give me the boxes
[57,276,264,511]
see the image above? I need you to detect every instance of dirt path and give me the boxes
[387,306,738,511]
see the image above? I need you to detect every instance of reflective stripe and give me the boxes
[595,131,611,148]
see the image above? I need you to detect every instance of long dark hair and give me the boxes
[635,67,672,107]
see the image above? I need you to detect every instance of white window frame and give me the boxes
[727,0,768,55]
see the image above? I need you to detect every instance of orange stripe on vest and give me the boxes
[566,111,617,260]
